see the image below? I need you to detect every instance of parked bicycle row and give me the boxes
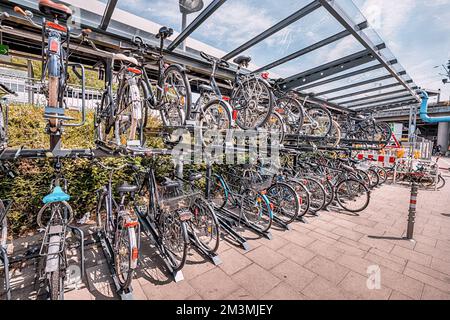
[0,4,391,155]
[0,147,391,300]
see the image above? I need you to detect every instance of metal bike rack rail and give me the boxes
[96,230,134,300]
[135,209,184,283]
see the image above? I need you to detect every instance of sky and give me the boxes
[105,0,450,101]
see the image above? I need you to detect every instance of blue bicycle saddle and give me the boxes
[43,186,70,204]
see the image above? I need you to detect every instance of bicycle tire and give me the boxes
[367,168,380,189]
[302,105,332,137]
[240,189,272,233]
[267,182,300,224]
[300,177,326,212]
[160,65,192,127]
[198,99,232,148]
[49,269,62,300]
[231,78,274,130]
[115,222,137,290]
[335,179,370,213]
[287,179,310,217]
[189,197,220,253]
[276,97,304,134]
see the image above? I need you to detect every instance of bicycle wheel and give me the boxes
[355,169,371,189]
[240,189,272,233]
[372,166,387,185]
[322,178,335,209]
[161,212,189,272]
[189,197,220,253]
[437,175,446,190]
[302,105,332,137]
[96,91,116,145]
[160,65,192,127]
[260,111,286,143]
[198,99,232,148]
[115,217,138,290]
[327,120,342,148]
[49,270,62,300]
[209,174,228,210]
[287,179,310,217]
[231,78,274,130]
[267,182,300,224]
[300,177,326,212]
[116,78,149,147]
[367,168,380,189]
[335,179,370,213]
[276,97,304,134]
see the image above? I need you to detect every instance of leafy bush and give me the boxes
[0,104,174,235]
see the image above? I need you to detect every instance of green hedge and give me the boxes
[0,104,174,235]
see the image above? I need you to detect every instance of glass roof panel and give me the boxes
[268,36,365,78]
[334,0,366,25]
[186,0,314,54]
[346,92,413,108]
[236,7,346,69]
[351,96,415,110]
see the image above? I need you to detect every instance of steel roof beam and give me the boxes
[318,0,419,102]
[349,94,413,108]
[316,72,405,96]
[338,89,408,105]
[295,60,395,91]
[280,49,376,90]
[327,81,411,101]
[222,0,322,61]
[353,99,418,112]
[167,0,227,51]
[99,0,118,31]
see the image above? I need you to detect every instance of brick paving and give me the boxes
[1,160,450,300]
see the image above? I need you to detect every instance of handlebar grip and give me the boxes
[14,6,27,17]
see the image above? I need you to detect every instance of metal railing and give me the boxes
[0,72,102,110]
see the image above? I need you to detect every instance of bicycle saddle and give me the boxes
[113,53,139,66]
[156,26,173,40]
[43,186,70,204]
[161,177,181,189]
[198,84,214,92]
[233,55,251,67]
[188,172,202,182]
[117,182,139,193]
[307,92,316,98]
[38,0,72,21]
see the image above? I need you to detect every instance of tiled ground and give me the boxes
[2,159,450,300]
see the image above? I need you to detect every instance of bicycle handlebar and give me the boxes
[200,51,230,68]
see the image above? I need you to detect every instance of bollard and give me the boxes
[406,182,418,240]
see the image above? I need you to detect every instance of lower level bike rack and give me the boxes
[187,232,222,266]
[135,209,184,283]
[216,207,273,240]
[96,231,134,300]
[216,214,250,251]
[0,246,10,300]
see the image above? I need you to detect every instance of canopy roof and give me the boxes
[1,0,421,112]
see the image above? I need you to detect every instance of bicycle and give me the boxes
[209,167,273,232]
[86,29,191,149]
[35,157,76,300]
[94,161,140,291]
[14,2,87,147]
[269,80,332,138]
[0,199,12,300]
[133,164,192,272]
[0,83,15,151]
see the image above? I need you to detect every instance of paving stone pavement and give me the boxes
[1,162,450,300]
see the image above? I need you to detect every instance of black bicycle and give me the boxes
[133,164,192,272]
[86,28,191,149]
[94,161,140,291]
[0,199,12,300]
